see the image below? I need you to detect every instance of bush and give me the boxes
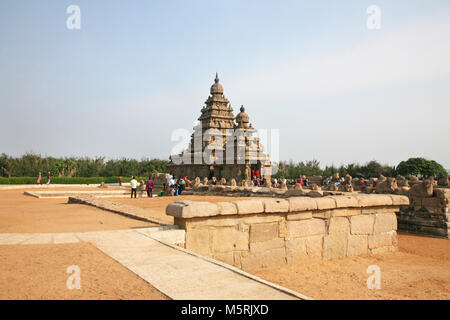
[0,177,147,185]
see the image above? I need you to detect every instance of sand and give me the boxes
[0,189,155,233]
[0,242,168,300]
[252,233,450,300]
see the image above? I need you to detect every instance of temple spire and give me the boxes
[215,72,219,83]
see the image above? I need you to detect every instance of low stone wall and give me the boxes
[166,194,409,270]
[397,188,450,238]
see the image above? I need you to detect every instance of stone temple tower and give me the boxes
[167,74,272,183]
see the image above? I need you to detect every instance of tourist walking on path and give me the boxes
[37,172,42,185]
[118,176,123,186]
[46,172,51,185]
[130,176,138,198]
[146,177,154,197]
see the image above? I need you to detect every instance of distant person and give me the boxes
[130,176,138,198]
[46,172,51,185]
[139,180,146,197]
[360,178,366,192]
[118,176,123,186]
[37,172,42,185]
[146,177,154,197]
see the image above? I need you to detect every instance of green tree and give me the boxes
[396,158,447,178]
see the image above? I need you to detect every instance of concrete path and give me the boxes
[0,228,310,300]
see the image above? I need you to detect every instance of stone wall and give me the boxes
[397,188,450,238]
[166,194,408,271]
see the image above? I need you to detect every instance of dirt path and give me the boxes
[0,242,168,300]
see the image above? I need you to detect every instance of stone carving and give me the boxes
[230,178,237,186]
[410,178,434,198]
[375,178,398,194]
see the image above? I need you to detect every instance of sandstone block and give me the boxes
[368,231,396,249]
[287,211,313,221]
[216,202,238,215]
[323,234,348,259]
[249,222,279,243]
[373,213,398,233]
[305,235,323,258]
[250,238,285,253]
[166,201,219,218]
[262,199,289,213]
[288,197,318,212]
[350,215,374,235]
[213,251,234,265]
[234,199,264,214]
[240,247,287,270]
[286,237,307,263]
[328,217,350,235]
[389,195,410,206]
[347,235,368,256]
[331,196,360,208]
[212,227,249,252]
[185,228,211,256]
[287,219,326,237]
[356,194,393,207]
[315,197,337,210]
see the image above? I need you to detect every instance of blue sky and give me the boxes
[0,1,449,168]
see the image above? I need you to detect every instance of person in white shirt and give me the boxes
[130,176,138,198]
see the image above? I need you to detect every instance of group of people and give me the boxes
[166,174,187,196]
[36,172,51,185]
[129,176,154,199]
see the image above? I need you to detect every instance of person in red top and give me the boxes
[118,176,123,186]
[146,177,154,197]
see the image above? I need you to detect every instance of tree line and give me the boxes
[0,153,168,178]
[272,158,448,179]
[0,153,447,180]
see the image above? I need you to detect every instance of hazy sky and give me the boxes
[1,0,449,168]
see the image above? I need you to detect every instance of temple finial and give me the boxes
[215,72,219,83]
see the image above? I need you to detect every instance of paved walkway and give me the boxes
[0,228,310,300]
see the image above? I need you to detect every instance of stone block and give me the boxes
[287,211,313,221]
[211,227,249,252]
[288,197,318,212]
[370,246,397,254]
[249,222,279,243]
[356,194,393,207]
[213,251,234,265]
[347,235,368,256]
[327,217,350,235]
[305,235,323,258]
[166,201,219,218]
[389,195,410,206]
[285,237,307,263]
[185,228,211,256]
[216,202,238,215]
[262,199,289,213]
[250,238,285,253]
[350,215,375,235]
[323,234,348,259]
[240,247,287,270]
[331,196,360,208]
[368,231,395,249]
[315,197,337,210]
[234,199,264,214]
[373,213,398,233]
[287,219,326,237]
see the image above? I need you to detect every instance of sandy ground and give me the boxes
[0,189,155,233]
[252,233,450,300]
[0,242,168,300]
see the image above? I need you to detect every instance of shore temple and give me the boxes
[167,74,272,183]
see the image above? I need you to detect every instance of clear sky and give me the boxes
[1,1,449,168]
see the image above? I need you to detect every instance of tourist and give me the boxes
[360,178,366,192]
[178,179,185,195]
[36,172,42,185]
[46,171,51,184]
[273,178,278,188]
[304,177,308,187]
[130,176,138,198]
[146,176,154,197]
[118,176,123,186]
